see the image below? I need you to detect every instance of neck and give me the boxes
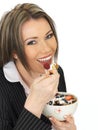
[15,62,41,87]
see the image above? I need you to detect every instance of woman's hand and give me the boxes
[50,115,76,130]
[24,69,60,118]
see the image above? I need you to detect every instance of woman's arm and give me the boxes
[0,92,51,130]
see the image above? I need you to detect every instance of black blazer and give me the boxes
[0,66,66,130]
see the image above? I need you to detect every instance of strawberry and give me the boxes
[65,95,73,100]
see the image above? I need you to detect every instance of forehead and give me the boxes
[21,18,52,39]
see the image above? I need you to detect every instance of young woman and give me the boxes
[0,3,76,130]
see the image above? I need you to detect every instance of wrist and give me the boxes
[24,99,45,118]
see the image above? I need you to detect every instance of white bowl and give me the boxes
[42,92,78,121]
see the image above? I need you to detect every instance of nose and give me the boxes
[40,39,52,53]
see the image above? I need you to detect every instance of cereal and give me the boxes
[47,93,77,106]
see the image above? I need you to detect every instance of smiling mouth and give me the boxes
[37,55,52,66]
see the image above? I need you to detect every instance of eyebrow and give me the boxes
[24,29,53,43]
[45,30,53,35]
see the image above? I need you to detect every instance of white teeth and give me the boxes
[38,56,51,62]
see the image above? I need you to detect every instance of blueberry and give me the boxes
[48,101,53,105]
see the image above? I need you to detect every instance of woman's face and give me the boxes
[17,18,57,74]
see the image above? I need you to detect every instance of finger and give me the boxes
[64,115,75,124]
[49,117,65,127]
[45,67,60,84]
[49,117,71,129]
[31,74,47,86]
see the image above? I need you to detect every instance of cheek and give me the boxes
[52,40,58,52]
[24,47,38,61]
[55,42,58,50]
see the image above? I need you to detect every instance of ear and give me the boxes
[12,51,18,60]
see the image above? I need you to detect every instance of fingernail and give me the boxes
[49,118,53,121]
[64,115,67,119]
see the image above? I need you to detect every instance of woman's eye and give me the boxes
[27,40,37,45]
[46,33,54,40]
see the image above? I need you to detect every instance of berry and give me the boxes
[44,63,50,69]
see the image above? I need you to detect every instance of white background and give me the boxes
[0,0,98,130]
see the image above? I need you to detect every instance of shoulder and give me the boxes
[0,67,11,99]
[57,65,67,92]
[0,67,9,85]
[0,67,21,97]
[0,67,3,74]
[0,67,5,82]
[57,65,65,76]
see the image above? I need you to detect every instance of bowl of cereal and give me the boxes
[42,92,78,121]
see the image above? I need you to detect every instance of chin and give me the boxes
[37,68,45,74]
